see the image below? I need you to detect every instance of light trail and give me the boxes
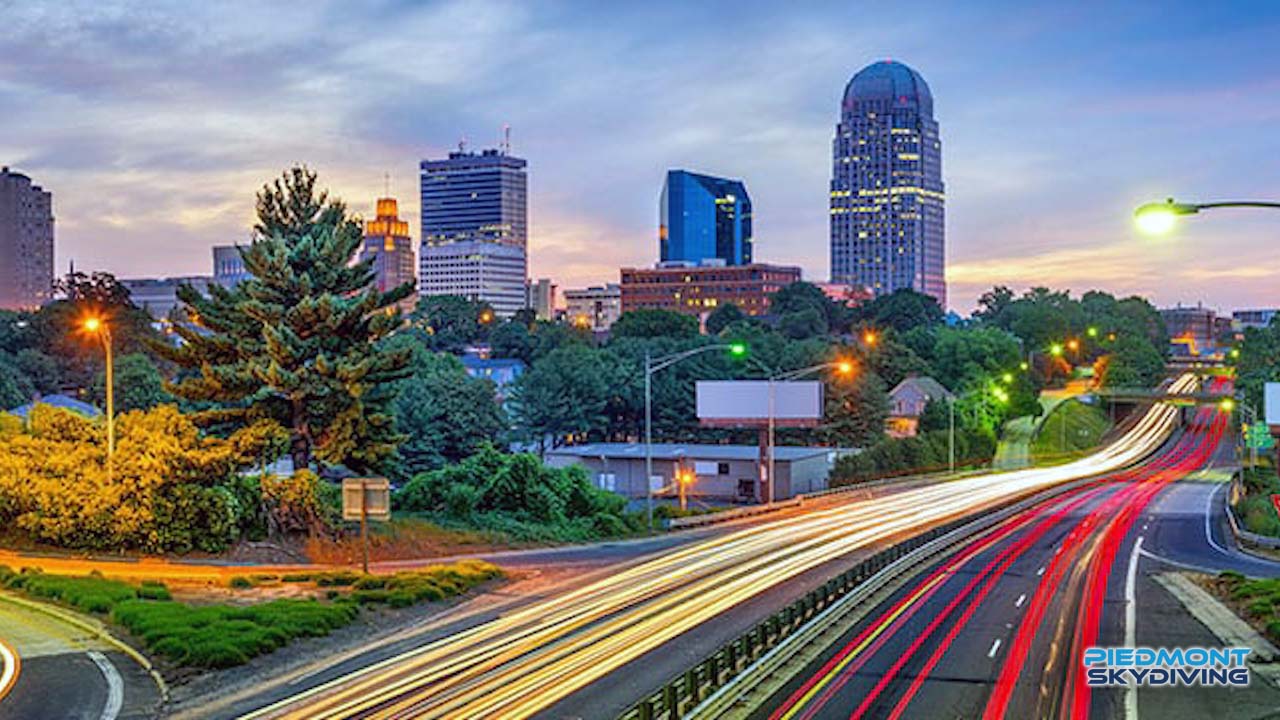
[0,635,18,704]
[249,374,1197,720]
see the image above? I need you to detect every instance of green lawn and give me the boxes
[1030,399,1111,463]
[0,560,502,669]
[1233,465,1280,537]
[1213,572,1280,645]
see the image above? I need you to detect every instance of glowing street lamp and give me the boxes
[1019,361,1030,371]
[478,308,495,325]
[1001,372,1014,384]
[1050,343,1064,357]
[1087,327,1099,338]
[1134,198,1280,235]
[1066,339,1080,353]
[82,315,115,469]
[1220,398,1236,412]
[862,330,879,347]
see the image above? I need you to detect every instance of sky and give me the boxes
[2,0,1278,314]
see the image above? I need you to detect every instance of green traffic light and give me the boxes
[729,343,747,356]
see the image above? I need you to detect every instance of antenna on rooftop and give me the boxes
[384,172,390,197]
[502,124,511,155]
[458,136,467,153]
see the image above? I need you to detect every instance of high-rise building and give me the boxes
[564,283,622,331]
[525,278,555,321]
[212,245,251,287]
[0,167,54,310]
[660,170,752,266]
[419,147,528,316]
[829,60,945,307]
[360,196,416,312]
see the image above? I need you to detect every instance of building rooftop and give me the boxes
[843,60,933,115]
[7,394,102,420]
[546,443,834,462]
[889,375,952,401]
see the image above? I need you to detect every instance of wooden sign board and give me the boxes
[342,478,391,522]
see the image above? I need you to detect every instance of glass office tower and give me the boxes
[829,60,945,307]
[660,170,752,266]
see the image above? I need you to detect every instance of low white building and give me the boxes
[544,443,841,503]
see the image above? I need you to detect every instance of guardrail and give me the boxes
[617,516,971,720]
[665,499,803,530]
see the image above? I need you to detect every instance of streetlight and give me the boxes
[1134,198,1280,235]
[862,330,879,347]
[82,315,114,472]
[644,342,747,528]
[1050,342,1064,357]
[764,360,855,505]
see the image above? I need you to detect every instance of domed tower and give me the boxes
[829,60,945,308]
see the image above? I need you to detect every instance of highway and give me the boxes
[241,375,1196,719]
[761,376,1280,720]
[0,594,160,720]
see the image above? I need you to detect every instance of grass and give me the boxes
[1233,465,1280,537]
[111,598,358,668]
[1212,572,1280,646]
[1,559,504,670]
[1030,399,1111,463]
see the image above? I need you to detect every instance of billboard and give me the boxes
[696,380,823,428]
[1267,382,1280,427]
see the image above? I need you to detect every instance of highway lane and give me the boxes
[0,596,160,720]
[241,375,1195,719]
[760,377,1235,720]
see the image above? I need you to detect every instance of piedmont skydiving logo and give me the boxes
[1083,647,1251,687]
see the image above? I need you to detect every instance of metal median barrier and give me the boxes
[617,517,970,720]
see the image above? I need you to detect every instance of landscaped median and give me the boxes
[0,560,502,670]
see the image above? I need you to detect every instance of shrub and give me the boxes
[229,576,253,589]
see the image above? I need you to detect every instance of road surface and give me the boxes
[762,376,1280,720]
[0,595,160,720]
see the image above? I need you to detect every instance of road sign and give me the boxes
[342,478,391,521]
[342,478,390,574]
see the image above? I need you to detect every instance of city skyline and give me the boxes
[2,1,1278,313]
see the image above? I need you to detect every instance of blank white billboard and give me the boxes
[696,380,822,427]
[1266,382,1280,426]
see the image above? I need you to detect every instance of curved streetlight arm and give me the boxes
[649,343,740,374]
[1191,201,1280,212]
[772,361,846,382]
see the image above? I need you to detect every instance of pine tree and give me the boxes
[156,167,413,472]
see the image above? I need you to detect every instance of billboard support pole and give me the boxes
[360,479,369,575]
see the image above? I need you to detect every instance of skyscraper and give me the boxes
[829,60,945,307]
[360,196,416,312]
[419,147,528,316]
[0,167,54,310]
[660,170,752,266]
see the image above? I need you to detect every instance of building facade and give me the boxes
[544,443,838,502]
[0,167,54,310]
[419,241,527,316]
[360,197,416,312]
[660,170,752,266]
[121,276,213,320]
[526,278,555,320]
[1233,308,1279,331]
[1161,304,1217,356]
[212,245,251,287]
[830,61,945,307]
[419,148,528,316]
[564,283,622,331]
[620,263,801,319]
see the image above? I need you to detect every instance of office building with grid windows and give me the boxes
[419,148,528,316]
[660,170,752,266]
[829,60,945,307]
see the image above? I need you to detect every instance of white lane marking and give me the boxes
[1015,594,1027,608]
[1203,483,1232,557]
[87,651,123,720]
[1124,535,1144,720]
[1037,566,1045,576]
[987,638,1002,658]
[0,637,19,701]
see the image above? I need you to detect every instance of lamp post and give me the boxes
[948,394,956,474]
[764,360,855,505]
[82,316,114,475]
[644,342,746,529]
[1134,198,1280,235]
